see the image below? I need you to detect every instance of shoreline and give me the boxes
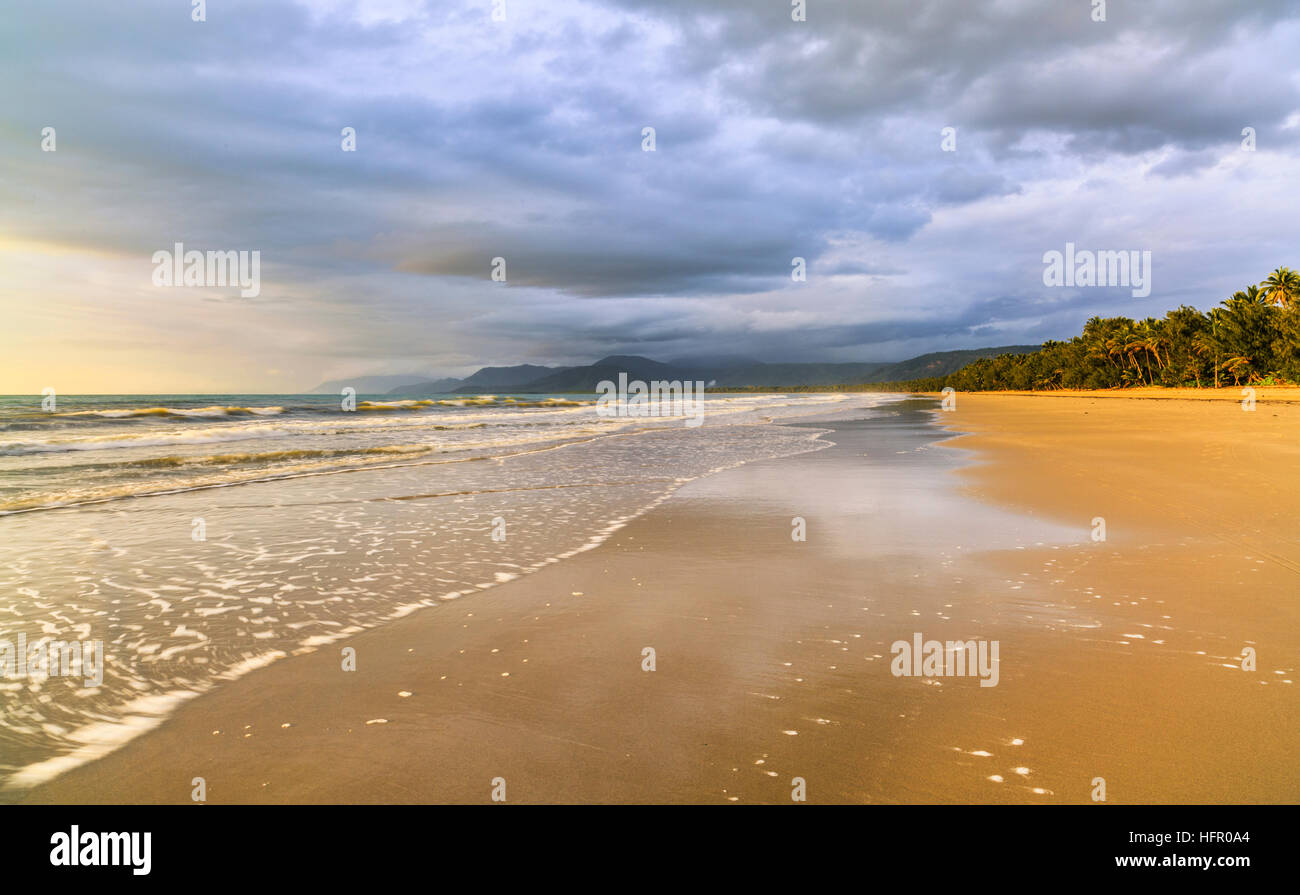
[15,393,1299,804]
[16,398,994,803]
[2,420,857,795]
[0,394,864,793]
[918,386,1300,404]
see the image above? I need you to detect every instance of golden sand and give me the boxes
[18,392,1299,804]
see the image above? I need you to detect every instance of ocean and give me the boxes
[0,391,877,790]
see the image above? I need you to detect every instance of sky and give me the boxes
[2,0,1299,393]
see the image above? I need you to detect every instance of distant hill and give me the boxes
[396,377,465,393]
[386,364,560,395]
[870,347,1039,382]
[380,347,1039,395]
[310,373,442,394]
[460,364,562,389]
[518,356,684,392]
[667,353,763,369]
[709,362,890,387]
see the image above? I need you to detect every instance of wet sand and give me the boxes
[933,391,1299,803]
[17,394,1299,804]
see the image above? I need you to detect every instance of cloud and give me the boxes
[1,0,1299,390]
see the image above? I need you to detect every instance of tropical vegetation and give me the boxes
[878,267,1300,392]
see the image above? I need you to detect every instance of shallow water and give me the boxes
[0,391,878,788]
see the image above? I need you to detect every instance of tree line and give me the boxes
[882,267,1300,392]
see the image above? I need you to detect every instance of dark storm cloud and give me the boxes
[3,0,1300,382]
[608,0,1300,146]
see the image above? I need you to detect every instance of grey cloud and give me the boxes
[3,0,1300,379]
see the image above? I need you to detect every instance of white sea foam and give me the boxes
[0,392,880,790]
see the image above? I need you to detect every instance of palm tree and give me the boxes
[926,268,1299,392]
[1220,356,1254,387]
[1124,333,1153,385]
[1260,268,1300,309]
[1137,319,1167,373]
[1233,285,1267,304]
[1105,334,1128,373]
[1194,313,1223,388]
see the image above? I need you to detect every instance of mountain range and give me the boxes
[311,347,1038,395]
